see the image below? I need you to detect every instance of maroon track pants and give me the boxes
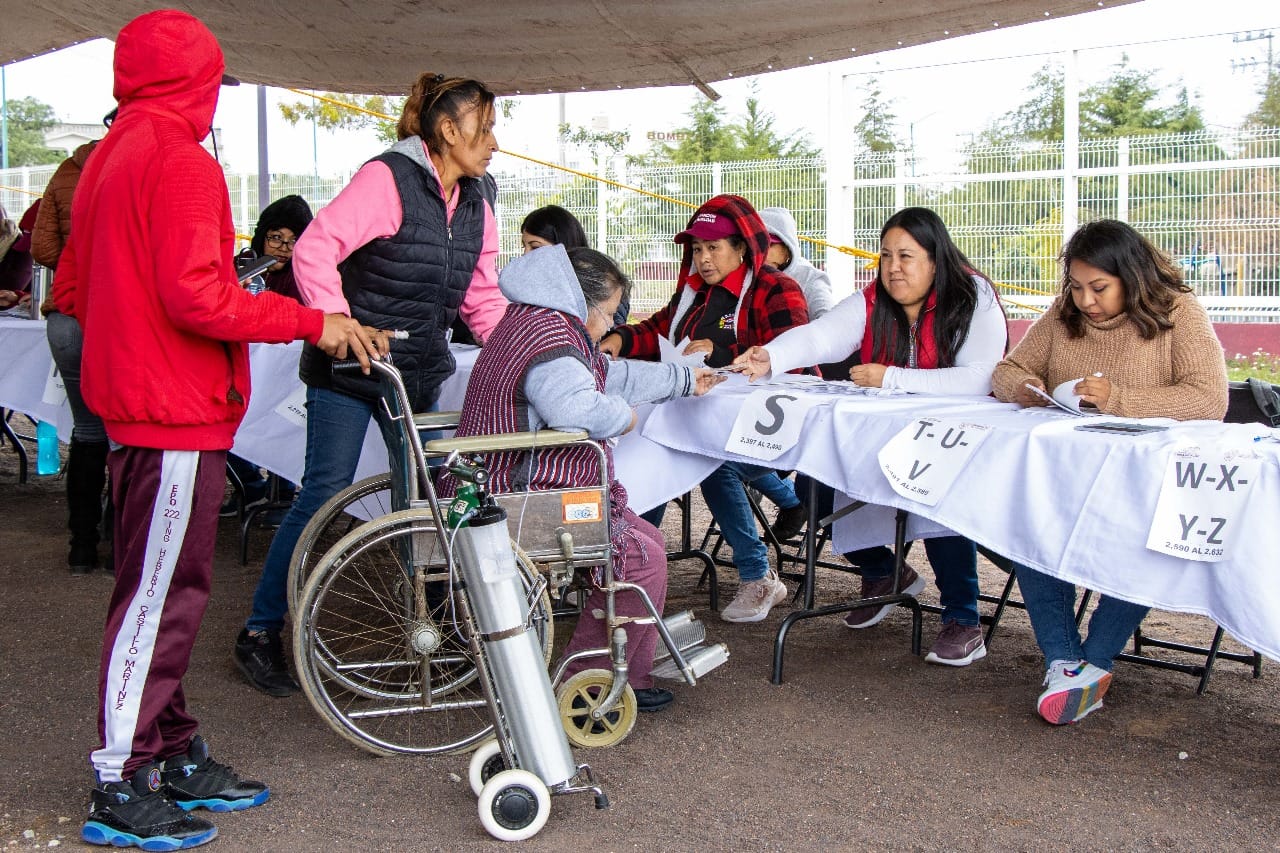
[90,446,226,782]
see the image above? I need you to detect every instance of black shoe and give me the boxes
[161,736,269,813]
[234,628,299,697]
[635,687,674,713]
[82,764,218,850]
[769,503,808,542]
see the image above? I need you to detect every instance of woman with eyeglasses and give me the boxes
[232,74,507,698]
[237,194,313,301]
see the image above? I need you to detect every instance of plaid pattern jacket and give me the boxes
[614,194,809,362]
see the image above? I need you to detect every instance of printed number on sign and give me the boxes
[1146,447,1259,562]
[877,418,992,507]
[724,390,822,462]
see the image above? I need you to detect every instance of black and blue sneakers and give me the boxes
[160,736,270,812]
[83,737,268,850]
[82,764,218,850]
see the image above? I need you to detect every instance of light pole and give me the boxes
[1,65,8,170]
[907,110,939,178]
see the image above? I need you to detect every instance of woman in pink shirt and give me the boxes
[234,74,507,698]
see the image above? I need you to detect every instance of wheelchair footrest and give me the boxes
[651,642,730,681]
[653,610,706,661]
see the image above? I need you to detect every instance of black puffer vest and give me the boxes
[299,144,493,412]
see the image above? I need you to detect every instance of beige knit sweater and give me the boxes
[991,291,1228,421]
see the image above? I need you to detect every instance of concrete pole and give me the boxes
[824,70,857,299]
[1063,50,1080,243]
[257,85,270,212]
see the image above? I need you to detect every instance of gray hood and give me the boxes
[760,206,802,268]
[497,244,587,322]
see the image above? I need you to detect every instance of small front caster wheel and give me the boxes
[477,769,550,841]
[556,668,637,748]
[468,738,507,797]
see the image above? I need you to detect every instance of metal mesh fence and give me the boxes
[4,129,1276,320]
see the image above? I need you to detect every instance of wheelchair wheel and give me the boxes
[556,668,637,749]
[294,509,552,756]
[288,474,392,616]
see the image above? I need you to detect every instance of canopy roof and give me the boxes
[6,0,1134,96]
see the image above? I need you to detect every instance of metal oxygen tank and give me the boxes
[450,501,577,788]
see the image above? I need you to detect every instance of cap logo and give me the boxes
[694,213,718,225]
[147,767,163,791]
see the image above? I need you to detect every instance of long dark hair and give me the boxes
[521,205,589,249]
[868,207,984,367]
[1058,219,1191,339]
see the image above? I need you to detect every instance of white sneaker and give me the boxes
[721,571,788,623]
[1037,659,1112,725]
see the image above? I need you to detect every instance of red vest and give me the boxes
[859,285,941,369]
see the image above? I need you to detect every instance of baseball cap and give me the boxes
[674,211,740,243]
[767,232,783,245]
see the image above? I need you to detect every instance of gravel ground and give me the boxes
[2,446,1279,851]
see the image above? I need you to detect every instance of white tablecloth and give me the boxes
[0,318,479,486]
[0,317,699,512]
[641,374,1280,663]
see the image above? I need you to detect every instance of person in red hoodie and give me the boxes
[55,10,381,850]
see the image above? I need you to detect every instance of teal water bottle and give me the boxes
[36,421,60,475]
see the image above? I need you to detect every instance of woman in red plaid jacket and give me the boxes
[601,194,810,623]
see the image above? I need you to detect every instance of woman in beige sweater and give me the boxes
[992,219,1227,726]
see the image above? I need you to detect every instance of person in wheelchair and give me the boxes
[734,207,1008,666]
[442,244,722,713]
[991,219,1228,725]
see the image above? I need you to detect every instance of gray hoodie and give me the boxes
[760,206,834,319]
[499,246,695,439]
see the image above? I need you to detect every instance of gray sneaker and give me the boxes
[843,566,926,629]
[925,620,987,667]
[721,571,788,623]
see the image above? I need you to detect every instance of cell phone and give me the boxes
[1073,422,1168,435]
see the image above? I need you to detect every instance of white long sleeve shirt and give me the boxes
[766,276,1007,396]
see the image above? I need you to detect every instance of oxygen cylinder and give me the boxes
[452,504,577,788]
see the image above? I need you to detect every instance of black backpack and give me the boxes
[1225,378,1280,427]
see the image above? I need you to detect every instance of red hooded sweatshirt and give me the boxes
[54,10,324,451]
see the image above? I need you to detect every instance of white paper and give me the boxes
[658,336,709,369]
[273,385,308,427]
[1024,381,1099,416]
[1146,445,1260,562]
[877,417,992,506]
[41,359,67,407]
[723,388,822,461]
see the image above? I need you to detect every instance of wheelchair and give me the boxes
[291,359,728,764]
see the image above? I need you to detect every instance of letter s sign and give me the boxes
[755,394,797,436]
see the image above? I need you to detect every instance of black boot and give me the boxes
[67,439,109,574]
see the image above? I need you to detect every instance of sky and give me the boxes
[2,0,1278,177]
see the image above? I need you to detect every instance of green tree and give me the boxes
[1246,60,1280,128]
[1,96,63,167]
[279,92,404,145]
[853,76,900,154]
[1082,57,1204,136]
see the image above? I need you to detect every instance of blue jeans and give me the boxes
[844,536,981,626]
[751,471,801,510]
[247,387,389,632]
[46,311,106,443]
[1014,562,1149,672]
[699,461,794,583]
